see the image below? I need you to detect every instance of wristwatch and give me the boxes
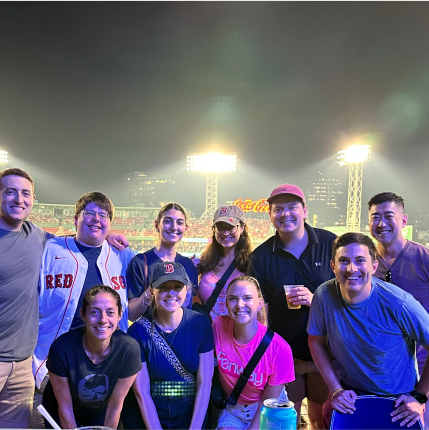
[411,389,428,404]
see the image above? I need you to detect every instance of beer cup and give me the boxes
[284,285,303,309]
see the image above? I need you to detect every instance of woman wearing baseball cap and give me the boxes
[194,205,252,322]
[122,261,214,430]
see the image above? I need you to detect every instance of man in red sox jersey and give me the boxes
[33,192,134,395]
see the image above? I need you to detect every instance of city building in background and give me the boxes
[304,171,347,227]
[124,171,176,207]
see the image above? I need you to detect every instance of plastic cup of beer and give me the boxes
[284,285,303,309]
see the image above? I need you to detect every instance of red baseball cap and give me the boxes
[267,183,306,205]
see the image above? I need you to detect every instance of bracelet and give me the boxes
[331,388,344,401]
[143,290,152,307]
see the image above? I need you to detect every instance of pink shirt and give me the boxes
[194,258,244,321]
[213,315,295,404]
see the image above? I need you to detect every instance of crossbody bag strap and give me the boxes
[204,259,237,313]
[136,317,196,385]
[227,328,275,406]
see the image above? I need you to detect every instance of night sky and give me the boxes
[1,2,429,216]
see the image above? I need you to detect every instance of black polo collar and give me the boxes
[272,222,320,252]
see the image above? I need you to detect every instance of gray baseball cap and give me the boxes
[213,205,245,226]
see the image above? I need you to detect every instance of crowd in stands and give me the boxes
[29,212,272,254]
[28,213,59,225]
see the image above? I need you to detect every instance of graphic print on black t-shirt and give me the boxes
[78,374,109,407]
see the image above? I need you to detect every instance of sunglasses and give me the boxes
[384,270,392,283]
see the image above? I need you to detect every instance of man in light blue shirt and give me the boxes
[308,232,429,428]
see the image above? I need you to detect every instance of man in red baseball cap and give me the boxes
[248,183,337,429]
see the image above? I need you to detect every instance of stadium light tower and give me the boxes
[337,145,371,232]
[187,152,237,220]
[0,150,8,165]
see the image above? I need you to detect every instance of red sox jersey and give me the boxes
[33,236,135,388]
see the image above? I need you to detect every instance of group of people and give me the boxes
[1,166,429,430]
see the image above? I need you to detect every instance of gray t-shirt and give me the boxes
[0,221,50,361]
[307,277,429,396]
[375,240,429,367]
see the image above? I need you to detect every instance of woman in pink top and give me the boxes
[213,276,295,430]
[194,205,252,321]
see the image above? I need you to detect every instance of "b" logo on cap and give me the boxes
[165,264,175,273]
[220,206,228,215]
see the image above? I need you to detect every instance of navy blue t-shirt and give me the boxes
[126,248,198,312]
[127,308,214,381]
[43,327,142,426]
[70,241,103,329]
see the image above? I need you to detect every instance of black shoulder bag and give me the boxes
[193,259,237,321]
[212,328,275,409]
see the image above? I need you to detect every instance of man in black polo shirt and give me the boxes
[248,183,336,429]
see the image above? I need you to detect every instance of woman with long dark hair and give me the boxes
[127,202,198,321]
[195,205,252,321]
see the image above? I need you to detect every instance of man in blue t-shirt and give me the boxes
[308,232,429,428]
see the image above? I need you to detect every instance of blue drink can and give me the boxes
[259,398,297,430]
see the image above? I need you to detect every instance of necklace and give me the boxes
[155,322,179,347]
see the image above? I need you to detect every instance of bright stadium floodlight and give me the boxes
[186,153,237,173]
[337,145,371,165]
[0,150,8,165]
[337,145,371,232]
[187,152,237,220]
